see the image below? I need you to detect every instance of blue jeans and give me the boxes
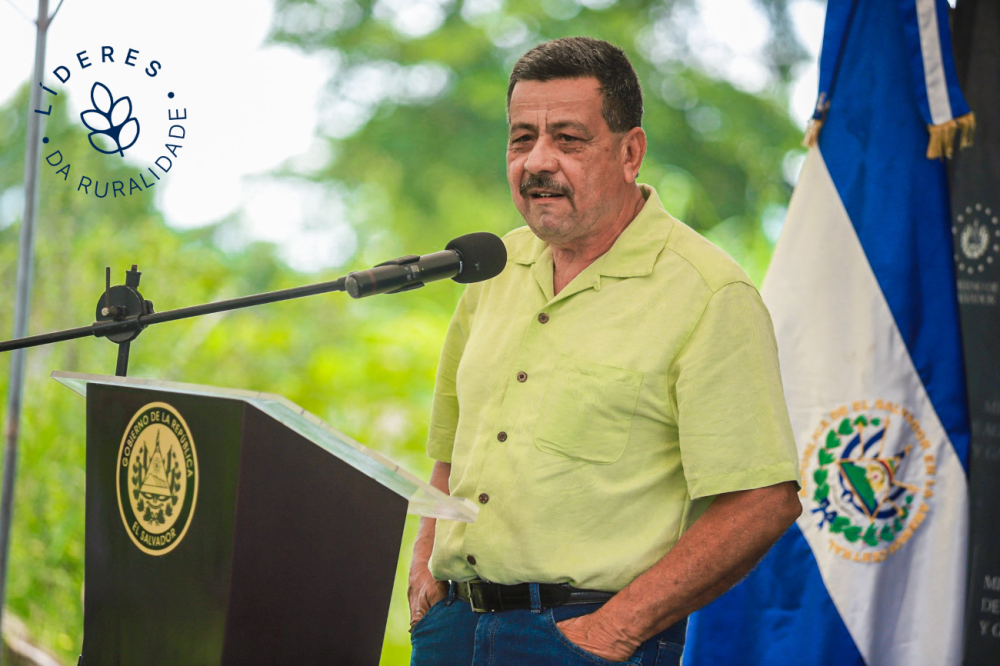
[410,583,685,665]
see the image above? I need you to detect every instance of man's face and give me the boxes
[507,77,626,245]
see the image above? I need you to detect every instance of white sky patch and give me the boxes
[639,0,822,119]
[789,0,825,128]
[374,0,453,38]
[240,179,357,271]
[319,60,451,139]
[638,0,771,93]
[687,0,772,92]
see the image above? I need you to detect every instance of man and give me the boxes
[408,37,802,665]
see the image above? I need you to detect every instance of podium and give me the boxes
[52,371,477,666]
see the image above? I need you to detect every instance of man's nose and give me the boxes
[523,135,559,175]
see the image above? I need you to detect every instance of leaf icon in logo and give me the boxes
[80,110,110,132]
[80,81,141,157]
[89,132,119,154]
[110,96,132,126]
[117,118,139,152]
[91,81,113,113]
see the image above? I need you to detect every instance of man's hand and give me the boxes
[556,614,639,662]
[407,571,448,632]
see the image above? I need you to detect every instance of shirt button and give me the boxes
[497,431,508,442]
[479,493,490,504]
[517,371,528,382]
[467,554,477,565]
[538,313,549,324]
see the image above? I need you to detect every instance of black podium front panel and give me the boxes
[82,383,407,665]
[85,384,244,665]
[221,406,407,665]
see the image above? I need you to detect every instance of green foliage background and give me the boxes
[0,0,807,662]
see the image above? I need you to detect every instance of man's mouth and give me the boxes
[520,174,572,202]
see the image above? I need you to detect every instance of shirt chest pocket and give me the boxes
[533,355,644,464]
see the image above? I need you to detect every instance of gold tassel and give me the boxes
[926,119,956,160]
[926,112,976,160]
[802,97,830,148]
[802,117,824,148]
[956,112,976,149]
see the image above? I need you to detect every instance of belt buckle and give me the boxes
[466,579,490,613]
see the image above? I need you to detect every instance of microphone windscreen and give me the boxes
[447,232,508,284]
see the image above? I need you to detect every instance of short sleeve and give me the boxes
[670,281,800,499]
[426,288,476,462]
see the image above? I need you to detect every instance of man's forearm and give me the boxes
[410,461,452,575]
[590,481,801,646]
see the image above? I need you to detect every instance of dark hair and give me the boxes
[507,37,643,132]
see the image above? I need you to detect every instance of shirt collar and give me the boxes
[507,184,674,279]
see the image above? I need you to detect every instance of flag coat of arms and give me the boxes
[685,1,972,664]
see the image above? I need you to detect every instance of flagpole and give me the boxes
[0,0,53,658]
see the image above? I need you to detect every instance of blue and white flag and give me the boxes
[685,1,972,664]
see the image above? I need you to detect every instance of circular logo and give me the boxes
[953,203,999,275]
[117,402,198,555]
[38,45,188,199]
[800,400,935,563]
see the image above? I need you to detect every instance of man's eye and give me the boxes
[558,135,580,142]
[512,135,532,143]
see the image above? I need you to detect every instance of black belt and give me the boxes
[453,579,614,613]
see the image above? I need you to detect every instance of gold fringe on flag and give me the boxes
[802,99,830,148]
[802,117,824,148]
[957,112,976,149]
[926,112,976,160]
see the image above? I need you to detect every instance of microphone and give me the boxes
[345,232,507,298]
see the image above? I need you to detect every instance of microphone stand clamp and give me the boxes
[94,265,155,377]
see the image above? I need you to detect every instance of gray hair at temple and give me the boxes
[506,36,644,133]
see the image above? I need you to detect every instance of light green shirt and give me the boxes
[428,184,799,592]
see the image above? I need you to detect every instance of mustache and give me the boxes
[519,173,573,200]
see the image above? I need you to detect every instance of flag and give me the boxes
[685,1,972,664]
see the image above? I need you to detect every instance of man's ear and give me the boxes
[621,127,647,184]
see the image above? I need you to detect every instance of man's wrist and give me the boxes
[408,562,433,583]
[589,596,648,648]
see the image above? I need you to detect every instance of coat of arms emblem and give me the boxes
[953,202,999,276]
[800,399,936,563]
[117,402,199,555]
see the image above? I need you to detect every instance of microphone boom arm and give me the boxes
[0,272,347,356]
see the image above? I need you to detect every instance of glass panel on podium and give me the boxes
[52,371,476,523]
